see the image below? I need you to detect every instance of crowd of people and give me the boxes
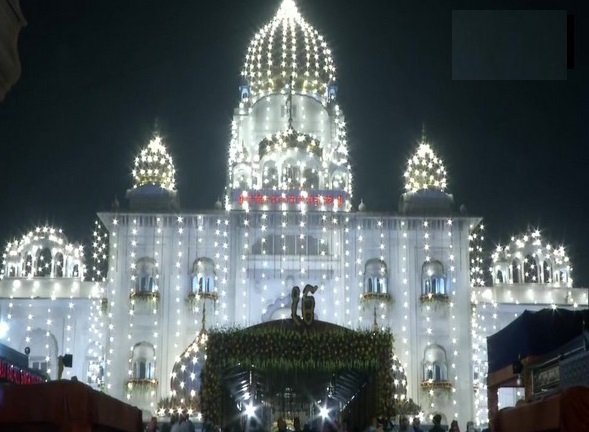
[145,412,480,432]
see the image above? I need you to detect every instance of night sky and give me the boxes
[1,0,587,284]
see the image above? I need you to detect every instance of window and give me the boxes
[54,252,64,277]
[364,259,388,294]
[421,261,446,295]
[523,254,538,283]
[303,167,319,189]
[134,257,158,293]
[496,270,504,284]
[331,171,347,190]
[23,253,33,277]
[543,260,553,283]
[262,162,279,189]
[131,342,156,380]
[36,247,52,277]
[282,161,300,189]
[192,258,216,294]
[31,358,49,372]
[86,358,104,387]
[511,259,521,283]
[423,344,448,382]
[26,329,57,379]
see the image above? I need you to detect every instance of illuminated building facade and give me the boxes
[0,0,586,427]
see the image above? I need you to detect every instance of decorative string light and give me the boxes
[242,0,336,102]
[447,219,458,419]
[344,216,352,326]
[404,134,447,193]
[126,218,139,401]
[132,136,176,190]
[400,220,410,370]
[104,216,119,392]
[174,216,184,352]
[355,222,364,325]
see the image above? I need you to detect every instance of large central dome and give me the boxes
[242,0,336,101]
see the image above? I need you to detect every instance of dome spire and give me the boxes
[278,0,300,18]
[421,122,427,144]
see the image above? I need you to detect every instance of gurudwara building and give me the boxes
[0,0,585,427]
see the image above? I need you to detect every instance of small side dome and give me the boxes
[358,199,366,212]
[127,135,179,211]
[403,142,447,193]
[132,136,176,190]
[399,130,453,215]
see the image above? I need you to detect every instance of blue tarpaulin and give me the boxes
[487,308,589,373]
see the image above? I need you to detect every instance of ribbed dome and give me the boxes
[243,0,336,101]
[132,136,176,191]
[403,139,447,194]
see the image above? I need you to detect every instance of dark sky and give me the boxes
[1,0,587,284]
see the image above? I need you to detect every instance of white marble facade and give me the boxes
[0,0,586,428]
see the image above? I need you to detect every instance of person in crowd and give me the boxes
[397,416,410,432]
[411,418,423,432]
[170,413,181,432]
[277,418,288,432]
[449,420,460,432]
[179,412,194,432]
[465,421,475,432]
[294,417,303,432]
[366,417,377,432]
[429,415,444,432]
[375,423,384,432]
[146,417,159,432]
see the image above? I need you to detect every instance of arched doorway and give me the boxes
[171,319,406,431]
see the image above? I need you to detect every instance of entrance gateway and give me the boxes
[169,286,416,431]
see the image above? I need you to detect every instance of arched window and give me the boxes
[72,264,80,278]
[511,259,521,283]
[331,171,347,190]
[262,162,279,189]
[85,345,104,388]
[282,161,300,189]
[36,247,52,277]
[543,260,553,283]
[23,253,33,277]
[7,264,17,278]
[54,252,64,277]
[233,169,250,190]
[423,344,448,382]
[134,257,158,293]
[364,259,388,294]
[559,269,568,284]
[421,261,446,295]
[192,258,216,294]
[303,167,319,189]
[496,270,504,284]
[523,254,538,283]
[26,328,57,379]
[131,342,156,380]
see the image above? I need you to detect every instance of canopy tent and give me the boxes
[195,319,403,429]
[487,308,589,374]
